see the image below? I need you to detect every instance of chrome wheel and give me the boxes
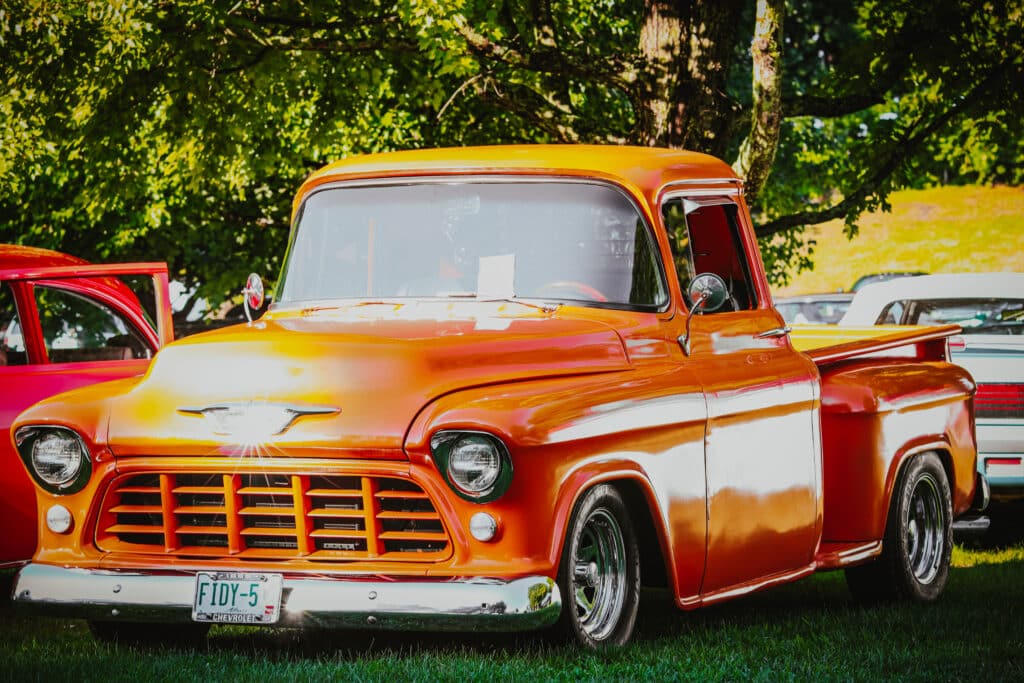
[845,452,952,603]
[906,473,944,584]
[571,508,627,641]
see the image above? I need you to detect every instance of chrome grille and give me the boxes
[97,471,451,561]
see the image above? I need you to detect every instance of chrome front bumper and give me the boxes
[11,564,562,632]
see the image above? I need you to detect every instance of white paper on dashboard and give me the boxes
[477,253,516,299]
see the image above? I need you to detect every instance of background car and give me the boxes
[0,245,172,565]
[841,272,1024,510]
[775,292,854,325]
[849,271,927,292]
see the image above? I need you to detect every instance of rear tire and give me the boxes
[554,484,640,648]
[846,452,952,602]
[88,621,210,649]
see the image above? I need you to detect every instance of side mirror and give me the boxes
[679,273,728,356]
[687,273,729,313]
[243,273,265,323]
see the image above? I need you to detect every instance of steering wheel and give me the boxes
[535,281,608,302]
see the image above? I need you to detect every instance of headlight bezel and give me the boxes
[430,430,513,503]
[14,425,92,494]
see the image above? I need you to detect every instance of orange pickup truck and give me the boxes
[9,146,986,648]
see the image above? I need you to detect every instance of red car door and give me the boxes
[0,256,172,565]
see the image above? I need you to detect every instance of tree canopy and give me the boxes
[1,1,1020,309]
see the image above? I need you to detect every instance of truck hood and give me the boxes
[107,305,630,456]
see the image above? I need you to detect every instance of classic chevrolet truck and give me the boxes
[10,146,986,648]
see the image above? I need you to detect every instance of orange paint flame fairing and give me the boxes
[10,146,978,644]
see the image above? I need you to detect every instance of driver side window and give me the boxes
[661,197,757,311]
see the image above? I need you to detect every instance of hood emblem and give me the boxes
[178,402,339,439]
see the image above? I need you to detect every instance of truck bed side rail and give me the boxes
[789,324,961,366]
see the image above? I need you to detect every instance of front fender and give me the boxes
[404,364,706,595]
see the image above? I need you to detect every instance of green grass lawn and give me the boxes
[3,533,1022,682]
[773,185,1024,296]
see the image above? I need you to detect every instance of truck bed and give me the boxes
[793,321,978,564]
[789,323,961,366]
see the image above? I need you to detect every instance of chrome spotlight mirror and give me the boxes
[243,273,264,323]
[687,273,729,313]
[679,273,729,356]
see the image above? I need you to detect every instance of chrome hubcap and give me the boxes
[906,473,944,584]
[570,508,626,641]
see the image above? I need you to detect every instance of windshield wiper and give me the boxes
[439,292,560,314]
[299,300,407,314]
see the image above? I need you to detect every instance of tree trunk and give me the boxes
[732,0,784,205]
[636,0,743,157]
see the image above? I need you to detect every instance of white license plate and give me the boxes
[192,572,283,624]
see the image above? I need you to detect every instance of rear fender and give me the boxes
[819,359,975,543]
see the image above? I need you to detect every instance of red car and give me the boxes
[0,245,173,565]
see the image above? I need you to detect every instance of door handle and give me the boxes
[754,326,791,339]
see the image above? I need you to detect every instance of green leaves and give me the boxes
[1,0,1020,297]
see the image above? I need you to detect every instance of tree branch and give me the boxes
[454,19,636,91]
[481,82,580,142]
[436,74,483,120]
[755,59,1015,238]
[234,10,400,33]
[782,92,885,118]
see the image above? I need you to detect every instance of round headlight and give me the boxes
[30,430,85,487]
[447,434,502,495]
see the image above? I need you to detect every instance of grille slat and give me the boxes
[310,529,369,538]
[308,489,362,497]
[238,486,291,495]
[106,523,167,533]
[376,490,429,500]
[308,509,366,519]
[115,486,160,494]
[379,531,449,541]
[240,506,301,516]
[377,510,441,521]
[98,471,450,563]
[174,505,226,514]
[108,504,162,514]
[240,527,296,537]
[172,486,223,494]
[177,526,229,535]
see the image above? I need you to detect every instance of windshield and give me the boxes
[276,180,667,310]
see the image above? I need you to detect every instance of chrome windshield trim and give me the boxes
[662,177,744,189]
[276,174,672,315]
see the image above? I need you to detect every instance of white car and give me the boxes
[841,273,1024,504]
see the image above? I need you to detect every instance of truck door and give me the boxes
[662,193,822,597]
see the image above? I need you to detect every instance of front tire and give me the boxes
[555,484,640,648]
[846,452,952,602]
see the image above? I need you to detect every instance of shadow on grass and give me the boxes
[0,566,16,608]
[1,543,1020,672]
[958,500,1024,550]
[193,547,1023,662]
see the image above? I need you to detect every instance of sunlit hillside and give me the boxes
[772,185,1024,296]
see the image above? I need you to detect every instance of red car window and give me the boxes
[34,285,152,363]
[0,282,28,366]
